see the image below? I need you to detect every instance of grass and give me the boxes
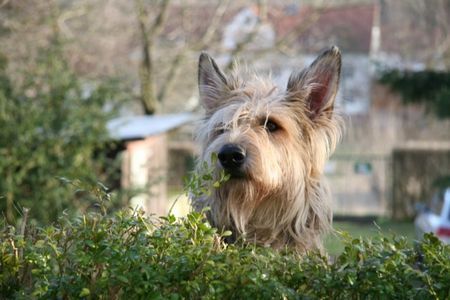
[325,219,416,256]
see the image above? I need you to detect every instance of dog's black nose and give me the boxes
[218,144,246,170]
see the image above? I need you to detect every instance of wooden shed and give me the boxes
[107,113,196,216]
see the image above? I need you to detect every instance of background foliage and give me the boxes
[379,70,450,118]
[0,45,123,225]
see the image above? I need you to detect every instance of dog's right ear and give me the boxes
[198,52,230,113]
[287,46,341,120]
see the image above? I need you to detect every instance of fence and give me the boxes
[392,142,450,220]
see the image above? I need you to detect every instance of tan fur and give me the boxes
[193,47,343,253]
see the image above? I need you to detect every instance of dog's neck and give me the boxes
[205,177,331,252]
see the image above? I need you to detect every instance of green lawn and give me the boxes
[325,220,416,256]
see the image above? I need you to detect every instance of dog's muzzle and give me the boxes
[218,144,246,177]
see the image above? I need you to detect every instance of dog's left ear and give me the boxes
[198,52,230,113]
[287,46,341,119]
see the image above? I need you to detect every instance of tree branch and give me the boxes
[157,51,183,103]
[224,0,268,71]
[274,6,324,51]
[150,0,171,37]
[157,0,230,105]
[134,0,157,114]
[200,0,230,47]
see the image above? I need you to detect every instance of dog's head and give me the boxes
[195,48,343,248]
[197,47,342,189]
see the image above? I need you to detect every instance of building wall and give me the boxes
[328,81,450,217]
[327,155,388,217]
[122,134,168,216]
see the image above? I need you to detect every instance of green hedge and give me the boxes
[1,207,449,299]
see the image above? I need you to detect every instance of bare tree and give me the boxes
[131,0,328,113]
[134,0,171,114]
[133,0,233,114]
[381,0,450,68]
[2,0,326,114]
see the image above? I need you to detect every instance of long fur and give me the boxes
[193,47,343,253]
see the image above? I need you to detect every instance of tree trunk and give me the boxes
[134,0,171,115]
[136,1,157,115]
[139,39,157,115]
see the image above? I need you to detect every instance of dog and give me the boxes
[192,46,342,252]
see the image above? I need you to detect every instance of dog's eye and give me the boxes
[216,128,225,135]
[215,123,226,135]
[264,120,279,133]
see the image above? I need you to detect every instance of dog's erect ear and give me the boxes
[287,46,341,119]
[198,52,230,113]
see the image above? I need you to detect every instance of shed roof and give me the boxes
[107,113,197,140]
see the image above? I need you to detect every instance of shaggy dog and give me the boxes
[193,46,342,252]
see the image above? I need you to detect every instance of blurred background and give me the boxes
[1,0,450,251]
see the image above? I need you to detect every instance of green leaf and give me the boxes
[79,288,90,297]
[222,230,232,237]
[34,240,46,248]
[117,275,129,283]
